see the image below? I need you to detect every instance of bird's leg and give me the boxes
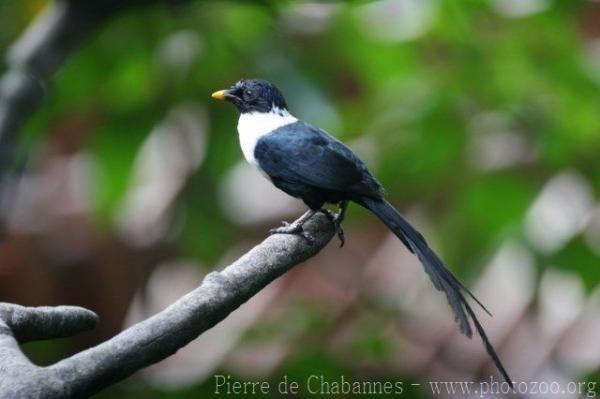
[269,209,316,236]
[269,203,347,247]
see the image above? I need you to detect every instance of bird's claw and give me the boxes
[269,222,315,244]
[269,221,302,235]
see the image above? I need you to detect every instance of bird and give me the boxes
[211,78,512,385]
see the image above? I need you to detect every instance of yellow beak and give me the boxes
[211,90,227,100]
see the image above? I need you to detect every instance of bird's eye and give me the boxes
[243,89,255,100]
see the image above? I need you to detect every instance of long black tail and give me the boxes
[358,196,512,385]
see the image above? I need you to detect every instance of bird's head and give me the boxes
[211,79,288,114]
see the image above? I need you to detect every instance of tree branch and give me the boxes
[0,304,98,344]
[0,213,334,398]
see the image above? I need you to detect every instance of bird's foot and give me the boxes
[269,220,303,235]
[317,209,345,248]
[269,221,314,243]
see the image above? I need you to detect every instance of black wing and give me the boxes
[255,121,382,198]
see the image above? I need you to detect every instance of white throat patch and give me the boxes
[237,107,297,166]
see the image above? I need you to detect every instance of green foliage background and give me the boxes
[2,1,600,398]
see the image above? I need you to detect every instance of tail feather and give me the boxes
[359,196,512,386]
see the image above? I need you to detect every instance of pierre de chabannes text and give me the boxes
[214,374,404,395]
